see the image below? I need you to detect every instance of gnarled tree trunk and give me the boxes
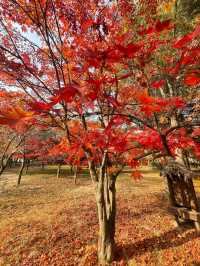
[86,150,119,265]
[96,171,116,265]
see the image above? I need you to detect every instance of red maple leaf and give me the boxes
[184,73,200,86]
[155,20,172,32]
[173,24,200,49]
[52,85,81,104]
[151,80,165,89]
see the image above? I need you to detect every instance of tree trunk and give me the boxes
[17,158,25,186]
[25,160,30,174]
[41,163,45,170]
[0,166,5,176]
[8,158,12,168]
[96,172,116,265]
[70,164,73,174]
[73,165,78,184]
[0,157,10,176]
[56,163,61,178]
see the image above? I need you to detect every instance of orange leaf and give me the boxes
[184,73,200,86]
[131,170,143,181]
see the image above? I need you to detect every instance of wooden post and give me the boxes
[163,163,200,230]
[166,175,183,225]
[166,175,177,206]
[187,178,200,231]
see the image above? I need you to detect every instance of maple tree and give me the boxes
[1,0,200,264]
[16,126,63,184]
[0,90,35,176]
[0,126,20,175]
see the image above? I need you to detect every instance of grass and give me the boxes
[0,166,200,265]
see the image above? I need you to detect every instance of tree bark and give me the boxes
[96,171,116,265]
[73,165,78,184]
[56,163,61,178]
[25,160,30,174]
[0,156,13,176]
[41,163,45,170]
[86,150,120,265]
[0,166,5,176]
[8,158,13,168]
[0,136,25,177]
[70,165,73,175]
[17,158,25,186]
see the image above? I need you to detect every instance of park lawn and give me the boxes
[0,166,200,265]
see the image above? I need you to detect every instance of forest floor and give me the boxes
[0,166,200,266]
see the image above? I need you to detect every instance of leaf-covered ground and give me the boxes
[0,166,200,266]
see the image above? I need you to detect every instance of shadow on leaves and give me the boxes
[115,226,199,261]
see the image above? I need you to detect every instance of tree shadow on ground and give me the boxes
[115,226,199,260]
[117,198,170,220]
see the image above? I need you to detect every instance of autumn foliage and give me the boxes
[1,0,200,264]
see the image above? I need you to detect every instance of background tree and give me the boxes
[0,90,35,176]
